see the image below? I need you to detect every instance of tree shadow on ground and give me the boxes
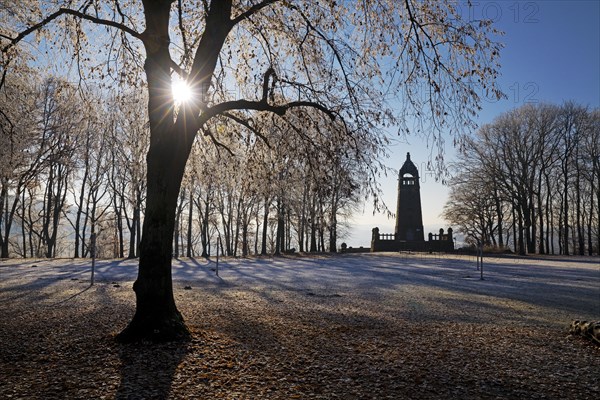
[116,340,189,399]
[51,284,93,305]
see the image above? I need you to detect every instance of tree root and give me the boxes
[116,313,191,344]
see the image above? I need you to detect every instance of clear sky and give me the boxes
[346,0,600,247]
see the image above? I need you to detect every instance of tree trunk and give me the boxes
[115,203,124,258]
[563,170,570,255]
[494,186,504,248]
[254,213,260,255]
[597,183,600,255]
[589,178,595,255]
[575,166,585,255]
[117,137,190,343]
[201,190,211,257]
[544,173,553,254]
[242,218,248,257]
[537,179,545,254]
[173,190,185,258]
[186,188,194,258]
[274,198,283,255]
[298,181,307,253]
[310,192,317,252]
[279,202,285,252]
[329,203,337,253]
[20,189,27,257]
[0,188,9,259]
[74,136,91,258]
[517,207,525,256]
[1,184,20,258]
[233,196,243,257]
[261,197,269,255]
[526,200,535,254]
[511,205,517,252]
[127,206,138,259]
[558,198,564,255]
[0,181,6,257]
[27,188,35,257]
[136,200,142,257]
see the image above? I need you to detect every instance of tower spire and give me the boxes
[395,153,424,241]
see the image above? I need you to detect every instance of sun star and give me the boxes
[172,79,193,103]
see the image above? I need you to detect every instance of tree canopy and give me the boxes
[2,1,502,152]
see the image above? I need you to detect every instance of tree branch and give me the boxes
[202,127,234,156]
[262,67,276,101]
[231,0,280,26]
[1,7,142,54]
[62,8,143,40]
[177,0,191,62]
[222,112,271,148]
[0,66,7,91]
[170,60,189,80]
[199,99,336,129]
[285,3,359,110]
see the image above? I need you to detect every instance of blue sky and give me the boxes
[347,0,600,247]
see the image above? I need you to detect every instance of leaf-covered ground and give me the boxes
[1,253,599,399]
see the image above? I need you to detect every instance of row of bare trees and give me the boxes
[176,109,367,258]
[444,102,599,255]
[0,76,147,259]
[0,76,370,259]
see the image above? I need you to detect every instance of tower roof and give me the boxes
[399,152,419,178]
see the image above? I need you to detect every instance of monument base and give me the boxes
[370,228,454,253]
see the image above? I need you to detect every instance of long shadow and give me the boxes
[176,257,227,287]
[52,284,93,305]
[491,253,600,265]
[69,253,598,331]
[214,253,600,321]
[116,340,190,400]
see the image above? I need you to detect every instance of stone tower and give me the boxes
[395,153,424,242]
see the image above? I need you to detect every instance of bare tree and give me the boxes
[0,70,41,257]
[447,103,598,255]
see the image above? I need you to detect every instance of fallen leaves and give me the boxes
[0,277,599,399]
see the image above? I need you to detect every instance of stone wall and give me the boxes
[371,227,454,252]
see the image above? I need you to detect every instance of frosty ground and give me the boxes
[1,253,599,399]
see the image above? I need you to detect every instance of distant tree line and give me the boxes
[444,102,599,255]
[0,75,378,259]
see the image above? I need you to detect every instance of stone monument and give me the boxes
[371,153,454,252]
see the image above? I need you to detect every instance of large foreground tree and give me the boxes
[2,1,502,342]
